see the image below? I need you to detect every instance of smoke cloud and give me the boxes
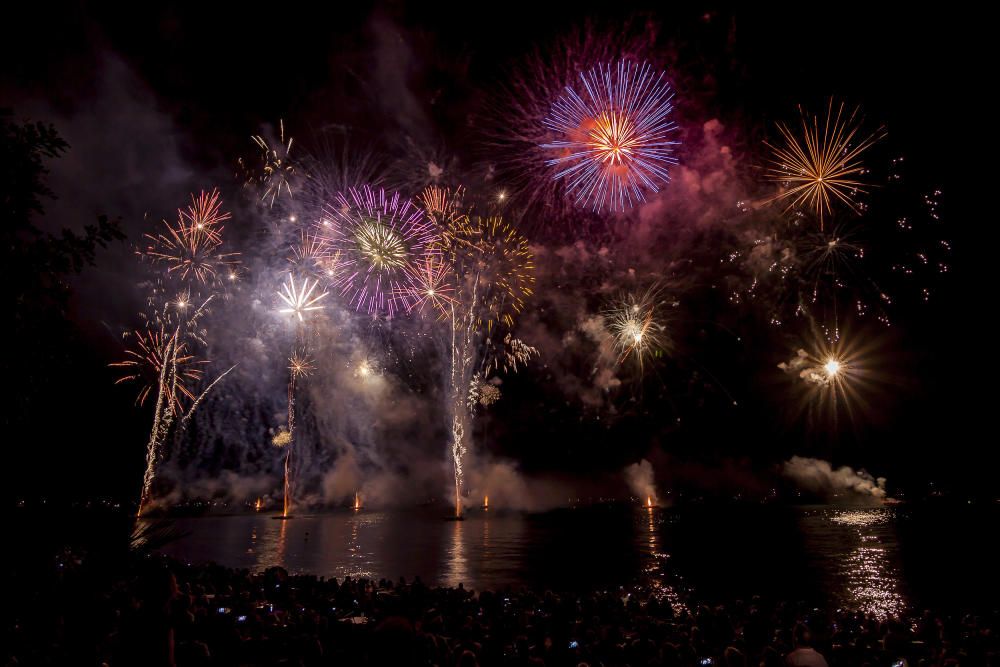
[623,458,658,504]
[782,456,888,501]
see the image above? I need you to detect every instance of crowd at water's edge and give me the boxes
[6,550,997,666]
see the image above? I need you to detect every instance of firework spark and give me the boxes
[322,186,438,316]
[765,100,885,229]
[543,60,679,213]
[240,119,295,207]
[278,275,328,322]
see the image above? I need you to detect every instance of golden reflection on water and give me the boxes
[642,507,683,615]
[343,514,375,579]
[252,517,288,571]
[443,519,468,588]
[829,508,905,619]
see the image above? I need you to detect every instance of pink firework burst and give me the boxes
[321,186,439,316]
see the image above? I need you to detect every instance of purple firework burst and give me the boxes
[542,60,679,213]
[321,186,438,316]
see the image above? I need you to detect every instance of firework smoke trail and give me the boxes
[543,60,679,213]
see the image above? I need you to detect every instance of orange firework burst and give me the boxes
[111,327,206,410]
[765,100,885,230]
[288,350,316,378]
[420,185,468,227]
[143,190,239,284]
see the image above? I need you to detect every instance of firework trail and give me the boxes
[543,60,679,213]
[414,188,537,515]
[321,185,438,316]
[765,100,885,230]
[115,191,240,515]
[115,295,222,514]
[275,276,327,517]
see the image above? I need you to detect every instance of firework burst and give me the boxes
[143,190,239,285]
[277,275,328,322]
[605,290,669,370]
[403,254,456,316]
[777,324,890,429]
[288,350,316,379]
[543,60,679,213]
[765,100,885,230]
[420,185,468,227]
[443,215,535,330]
[322,186,438,316]
[111,327,205,410]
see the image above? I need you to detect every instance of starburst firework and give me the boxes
[765,100,885,230]
[543,60,679,213]
[278,275,328,322]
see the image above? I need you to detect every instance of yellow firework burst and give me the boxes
[442,215,535,330]
[354,218,409,270]
[765,100,885,230]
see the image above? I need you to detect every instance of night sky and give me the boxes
[2,3,988,507]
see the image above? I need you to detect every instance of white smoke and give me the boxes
[782,456,888,501]
[623,458,658,504]
[778,349,832,386]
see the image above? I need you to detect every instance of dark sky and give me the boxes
[2,2,989,505]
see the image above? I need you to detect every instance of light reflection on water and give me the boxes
[801,507,905,619]
[155,505,943,615]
